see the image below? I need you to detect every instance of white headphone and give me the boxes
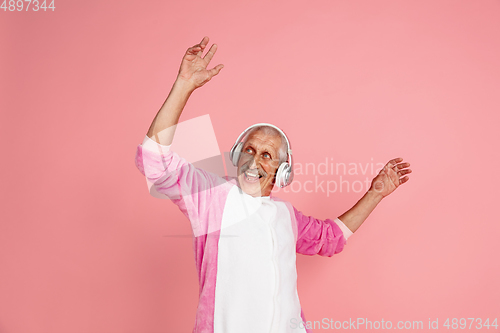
[229,123,294,188]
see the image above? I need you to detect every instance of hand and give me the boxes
[369,157,412,199]
[176,36,224,90]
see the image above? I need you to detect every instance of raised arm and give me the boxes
[146,36,224,145]
[338,157,412,233]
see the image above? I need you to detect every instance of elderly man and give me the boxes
[135,37,411,333]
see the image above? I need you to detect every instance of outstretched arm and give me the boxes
[338,157,412,233]
[146,36,224,145]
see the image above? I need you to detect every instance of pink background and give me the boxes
[1,0,499,332]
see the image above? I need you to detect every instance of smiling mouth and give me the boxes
[244,170,262,183]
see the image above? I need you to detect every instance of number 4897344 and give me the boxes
[1,0,56,11]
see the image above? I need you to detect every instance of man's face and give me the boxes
[237,130,282,197]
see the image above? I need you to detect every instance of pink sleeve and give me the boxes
[294,206,347,257]
[134,137,227,235]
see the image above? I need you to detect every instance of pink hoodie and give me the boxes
[135,137,352,333]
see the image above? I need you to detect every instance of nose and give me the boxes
[248,155,259,169]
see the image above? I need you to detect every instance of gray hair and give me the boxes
[243,125,289,164]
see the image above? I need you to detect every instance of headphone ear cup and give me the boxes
[275,163,290,188]
[283,163,292,187]
[231,142,243,166]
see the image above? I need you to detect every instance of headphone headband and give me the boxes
[234,123,293,158]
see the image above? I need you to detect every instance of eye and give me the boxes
[263,153,271,159]
[245,147,253,153]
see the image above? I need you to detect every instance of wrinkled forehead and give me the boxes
[243,129,282,152]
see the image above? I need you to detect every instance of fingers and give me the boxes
[203,44,218,64]
[197,36,209,56]
[389,159,411,171]
[395,162,410,168]
[186,45,202,56]
[208,64,224,78]
[185,37,220,65]
[396,165,411,185]
[397,169,412,177]
[384,157,412,185]
[399,176,410,184]
[393,162,411,172]
[185,36,209,56]
[388,157,403,166]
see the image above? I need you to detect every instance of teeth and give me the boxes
[245,170,259,178]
